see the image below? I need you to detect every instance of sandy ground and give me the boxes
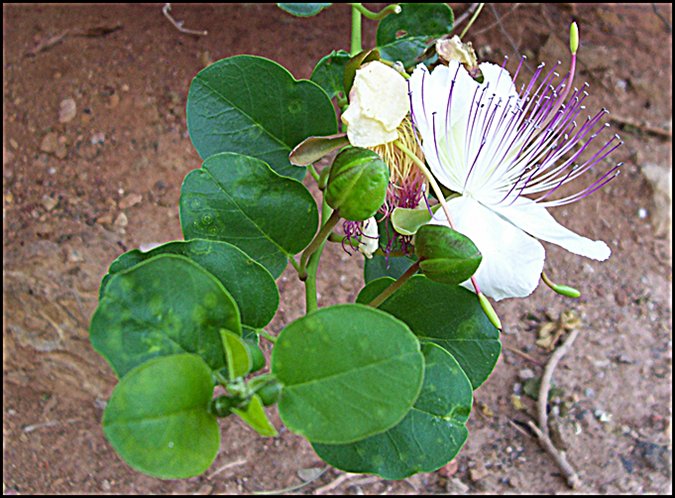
[3,3,672,494]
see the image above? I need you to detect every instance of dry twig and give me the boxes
[207,458,247,480]
[503,343,544,366]
[24,23,122,57]
[162,3,208,36]
[610,115,672,140]
[314,472,359,495]
[529,328,583,489]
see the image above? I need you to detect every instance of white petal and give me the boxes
[490,198,611,261]
[478,62,519,101]
[359,217,379,259]
[431,196,545,300]
[408,62,478,193]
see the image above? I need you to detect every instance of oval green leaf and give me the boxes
[99,239,279,329]
[221,329,252,380]
[103,354,220,479]
[391,205,440,236]
[376,3,454,68]
[180,152,319,278]
[312,342,472,479]
[311,49,351,100]
[272,304,424,444]
[90,254,241,378]
[289,133,349,167]
[357,275,500,389]
[277,3,331,17]
[364,253,416,284]
[186,55,337,180]
[231,394,278,437]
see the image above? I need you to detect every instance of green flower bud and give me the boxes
[478,292,502,331]
[414,224,482,286]
[569,22,579,54]
[209,395,243,418]
[244,339,266,373]
[325,147,389,221]
[256,382,282,406]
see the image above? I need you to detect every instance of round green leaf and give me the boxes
[311,50,351,100]
[364,253,417,284]
[186,55,337,180]
[272,304,424,444]
[357,275,501,389]
[103,354,220,479]
[376,3,454,68]
[180,152,319,278]
[415,224,482,286]
[90,254,241,378]
[313,343,472,479]
[99,239,279,329]
[277,3,331,17]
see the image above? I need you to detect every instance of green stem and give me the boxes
[299,209,340,280]
[368,261,420,308]
[349,3,401,21]
[307,163,320,182]
[304,200,333,313]
[287,256,301,273]
[459,3,484,39]
[259,330,278,344]
[350,5,362,56]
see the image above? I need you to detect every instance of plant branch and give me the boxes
[307,163,321,182]
[349,3,401,21]
[259,330,277,344]
[367,261,420,308]
[299,210,341,279]
[350,5,362,56]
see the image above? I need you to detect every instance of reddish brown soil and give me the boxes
[3,3,672,494]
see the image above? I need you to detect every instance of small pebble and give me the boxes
[41,194,58,211]
[91,132,106,145]
[638,208,648,219]
[58,98,77,123]
[518,368,535,381]
[114,212,128,227]
[584,387,595,398]
[118,193,142,210]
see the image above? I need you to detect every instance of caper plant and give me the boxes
[90,3,620,480]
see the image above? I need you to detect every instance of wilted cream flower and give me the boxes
[342,61,409,147]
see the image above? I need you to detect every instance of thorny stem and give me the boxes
[367,261,420,308]
[459,2,484,38]
[299,210,341,280]
[349,3,401,21]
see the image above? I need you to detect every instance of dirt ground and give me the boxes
[3,3,672,494]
